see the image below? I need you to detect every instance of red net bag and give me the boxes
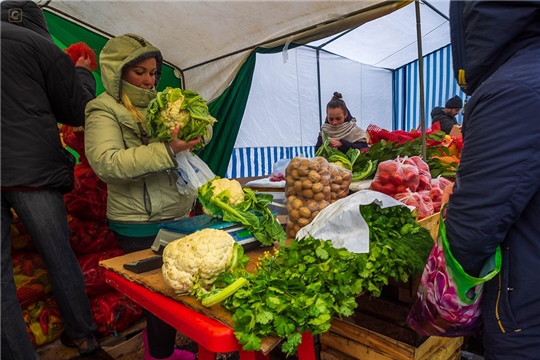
[64,163,107,220]
[69,218,119,256]
[64,42,98,72]
[394,190,434,219]
[90,291,143,338]
[410,156,432,191]
[77,248,125,297]
[369,156,419,196]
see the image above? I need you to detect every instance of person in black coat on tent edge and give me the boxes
[430,95,463,134]
[1,1,102,358]
[445,1,540,359]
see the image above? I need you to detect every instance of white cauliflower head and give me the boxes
[162,228,235,293]
[209,178,244,206]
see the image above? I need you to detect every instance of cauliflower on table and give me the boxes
[162,228,236,294]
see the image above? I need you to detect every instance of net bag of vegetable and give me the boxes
[285,157,330,238]
[407,211,502,337]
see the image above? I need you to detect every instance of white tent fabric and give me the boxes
[310,0,449,69]
[234,47,392,149]
[45,0,404,101]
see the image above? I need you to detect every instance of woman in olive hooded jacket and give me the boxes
[85,34,199,360]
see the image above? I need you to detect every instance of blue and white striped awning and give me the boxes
[393,45,466,131]
[226,146,315,179]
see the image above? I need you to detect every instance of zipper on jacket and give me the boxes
[143,181,152,216]
[166,170,174,186]
[495,272,506,333]
[137,123,149,146]
[449,1,467,90]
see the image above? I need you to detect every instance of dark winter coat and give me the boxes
[1,1,96,193]
[430,107,457,134]
[446,1,540,359]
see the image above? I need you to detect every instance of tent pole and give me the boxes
[415,0,427,159]
[317,48,323,127]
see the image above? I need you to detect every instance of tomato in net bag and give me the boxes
[90,291,143,338]
[370,156,419,196]
[394,189,434,219]
[410,156,432,191]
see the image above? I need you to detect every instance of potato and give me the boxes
[319,201,328,210]
[323,185,331,195]
[330,168,340,178]
[307,170,321,183]
[292,198,304,209]
[310,210,320,221]
[332,176,343,185]
[289,158,301,169]
[319,167,329,176]
[286,175,295,186]
[294,180,303,193]
[308,161,320,171]
[316,156,328,165]
[331,183,341,192]
[302,189,314,198]
[285,188,296,197]
[302,179,313,189]
[290,209,300,221]
[330,199,336,204]
[298,218,310,227]
[290,169,299,179]
[293,224,301,233]
[331,192,337,200]
[313,192,326,201]
[320,177,330,185]
[287,228,296,238]
[312,182,323,193]
[306,200,319,212]
[342,171,351,182]
[286,202,294,213]
[298,207,311,219]
[300,158,311,167]
[298,166,309,177]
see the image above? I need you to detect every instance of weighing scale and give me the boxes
[124,215,260,274]
[150,214,259,255]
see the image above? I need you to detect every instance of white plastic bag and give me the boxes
[295,190,408,253]
[175,151,215,196]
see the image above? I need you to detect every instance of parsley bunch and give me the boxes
[222,238,366,356]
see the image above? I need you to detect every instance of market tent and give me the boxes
[41,0,457,177]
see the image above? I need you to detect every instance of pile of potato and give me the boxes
[284,156,352,238]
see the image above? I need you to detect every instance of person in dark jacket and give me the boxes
[445,1,540,359]
[430,95,463,134]
[1,1,100,358]
[315,92,369,153]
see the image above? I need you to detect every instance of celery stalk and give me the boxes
[201,277,248,307]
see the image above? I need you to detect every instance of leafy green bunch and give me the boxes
[197,177,286,246]
[356,203,434,296]
[147,87,217,151]
[222,237,366,356]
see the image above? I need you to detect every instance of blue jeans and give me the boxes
[1,189,96,360]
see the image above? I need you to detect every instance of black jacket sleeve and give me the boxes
[338,139,369,153]
[433,114,456,134]
[45,53,96,127]
[315,134,323,152]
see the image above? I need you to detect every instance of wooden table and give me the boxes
[100,250,316,360]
